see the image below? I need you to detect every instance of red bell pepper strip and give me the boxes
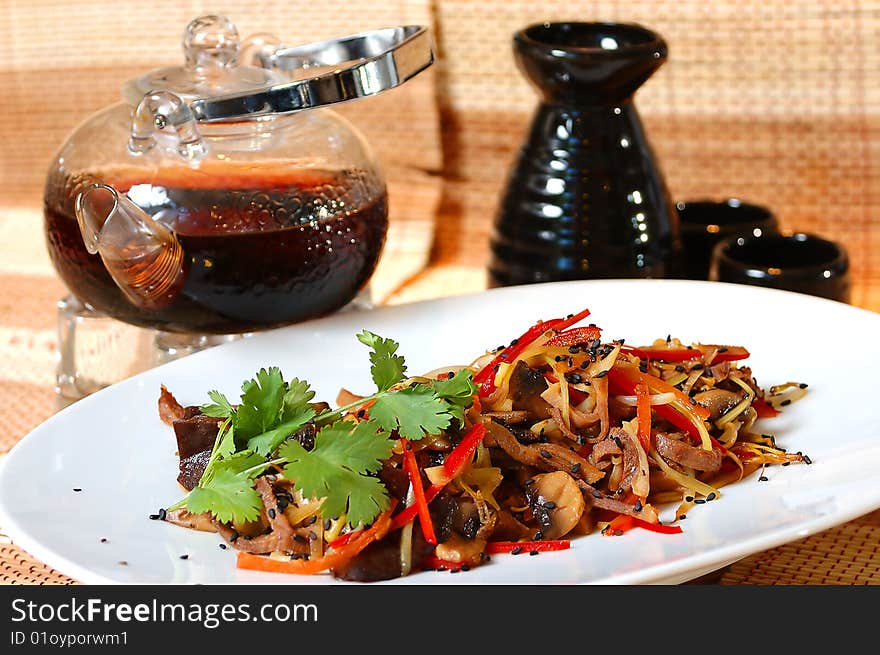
[552,306,593,332]
[401,440,437,545]
[440,422,487,482]
[604,516,683,536]
[389,422,487,532]
[544,326,602,348]
[473,306,592,397]
[622,344,750,363]
[486,540,571,554]
[752,397,781,418]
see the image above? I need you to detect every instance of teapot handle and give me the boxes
[129,91,209,162]
[189,25,434,123]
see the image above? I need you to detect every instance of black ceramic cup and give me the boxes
[709,232,851,303]
[677,198,778,280]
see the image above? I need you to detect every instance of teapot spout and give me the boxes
[74,183,186,310]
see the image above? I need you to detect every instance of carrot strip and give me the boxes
[236,504,395,575]
[402,440,437,545]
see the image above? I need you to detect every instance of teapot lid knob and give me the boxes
[183,15,240,71]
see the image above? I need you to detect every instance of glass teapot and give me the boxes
[44,15,433,335]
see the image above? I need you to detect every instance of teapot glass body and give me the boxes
[43,102,388,334]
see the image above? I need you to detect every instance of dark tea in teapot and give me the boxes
[45,162,388,333]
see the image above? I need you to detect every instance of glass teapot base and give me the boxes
[54,286,373,408]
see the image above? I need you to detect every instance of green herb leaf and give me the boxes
[369,386,452,440]
[246,408,315,457]
[187,452,266,524]
[216,423,237,459]
[282,377,316,421]
[201,390,235,419]
[357,330,407,392]
[280,420,395,526]
[234,367,286,439]
[433,369,478,405]
[431,369,478,423]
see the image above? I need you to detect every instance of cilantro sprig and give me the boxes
[165,331,477,528]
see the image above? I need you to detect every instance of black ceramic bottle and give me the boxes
[489,22,683,286]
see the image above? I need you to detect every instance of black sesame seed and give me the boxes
[510,338,519,346]
[148,513,160,520]
[100,538,108,543]
[179,554,189,560]
[803,455,813,464]
[799,383,809,389]
[306,515,318,526]
[568,346,580,354]
[118,561,128,566]
[529,550,540,556]
[780,399,792,406]
[533,531,544,540]
[308,530,318,541]
[555,355,564,362]
[294,534,307,543]
[230,531,239,542]
[706,492,717,501]
[592,490,602,498]
[759,476,769,481]
[694,499,706,504]
[718,347,728,353]
[540,449,552,459]
[674,365,685,372]
[73,488,82,492]
[544,501,557,510]
[693,364,704,371]
[461,564,471,571]
[323,519,332,530]
[219,543,227,550]
[685,496,694,502]
[511,546,523,555]
[268,508,276,519]
[782,461,790,466]
[634,499,643,512]
[594,370,608,378]
[570,463,581,474]
[679,514,687,519]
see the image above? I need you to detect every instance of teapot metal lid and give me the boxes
[121,15,434,123]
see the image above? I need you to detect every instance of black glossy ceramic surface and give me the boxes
[489,22,682,286]
[677,198,779,280]
[710,232,851,303]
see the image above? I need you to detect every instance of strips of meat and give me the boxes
[654,432,722,473]
[159,385,186,426]
[485,420,604,484]
[575,479,659,523]
[214,477,305,555]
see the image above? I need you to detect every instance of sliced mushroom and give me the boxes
[692,388,745,421]
[435,534,488,565]
[528,471,585,539]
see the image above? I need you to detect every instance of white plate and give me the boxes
[2,279,879,585]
